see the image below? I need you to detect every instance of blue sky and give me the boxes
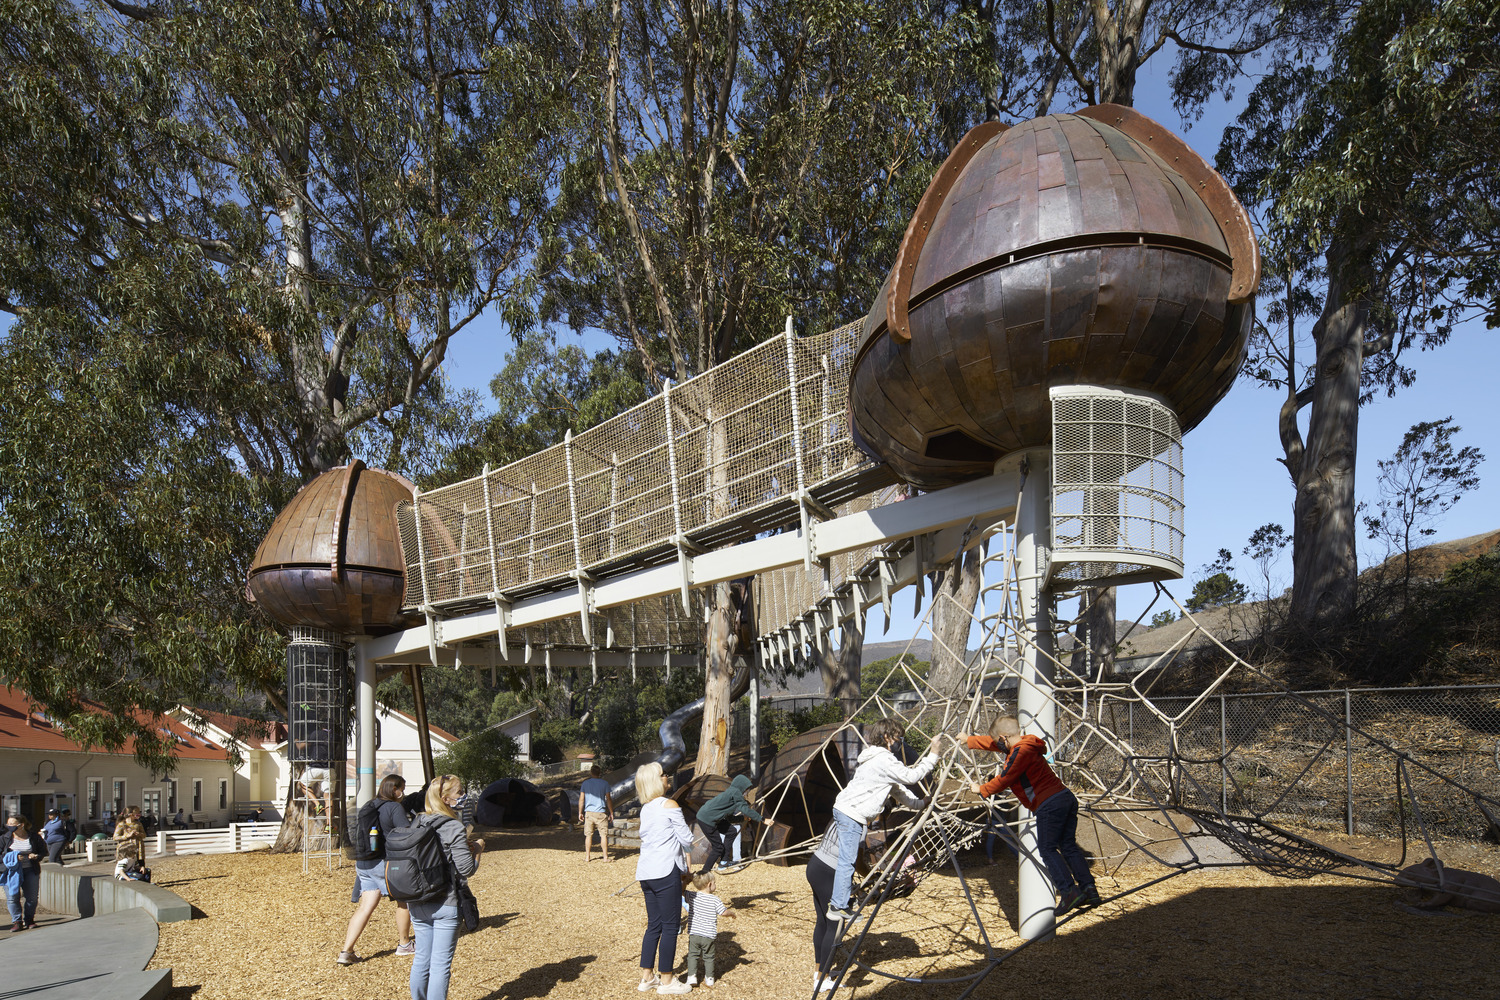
[438,59,1498,637]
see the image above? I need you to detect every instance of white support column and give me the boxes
[749,651,761,781]
[1014,449,1055,941]
[355,640,377,809]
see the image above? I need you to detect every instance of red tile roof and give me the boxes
[0,686,230,761]
[177,708,287,749]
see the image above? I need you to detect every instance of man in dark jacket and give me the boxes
[693,775,768,875]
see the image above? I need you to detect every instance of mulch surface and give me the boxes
[151,827,1500,1000]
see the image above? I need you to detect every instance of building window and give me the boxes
[192,779,202,812]
[168,779,178,814]
[218,779,227,810]
[112,779,126,814]
[86,779,101,820]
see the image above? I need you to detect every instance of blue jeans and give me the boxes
[1033,789,1094,895]
[829,809,864,910]
[7,869,40,925]
[639,872,683,972]
[409,900,460,1000]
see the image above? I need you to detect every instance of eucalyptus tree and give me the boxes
[1219,0,1500,623]
[524,0,992,770]
[0,0,569,767]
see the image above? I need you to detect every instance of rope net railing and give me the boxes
[397,321,893,635]
[731,522,1500,998]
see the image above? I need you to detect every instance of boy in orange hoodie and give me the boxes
[967,716,1099,913]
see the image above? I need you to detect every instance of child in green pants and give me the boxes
[682,871,737,987]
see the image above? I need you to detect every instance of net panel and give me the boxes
[399,322,871,616]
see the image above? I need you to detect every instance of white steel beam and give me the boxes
[362,464,1023,665]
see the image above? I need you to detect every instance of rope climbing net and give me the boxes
[741,520,1500,998]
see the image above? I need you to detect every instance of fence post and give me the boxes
[231,823,240,852]
[1220,693,1228,815]
[1345,689,1355,835]
[86,839,98,864]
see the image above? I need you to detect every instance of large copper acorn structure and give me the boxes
[247,460,417,636]
[850,105,1260,489]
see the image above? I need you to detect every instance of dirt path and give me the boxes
[150,828,1499,1000]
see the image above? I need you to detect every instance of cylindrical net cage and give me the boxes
[1049,386,1184,588]
[286,627,349,769]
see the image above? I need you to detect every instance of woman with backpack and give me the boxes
[405,774,482,1000]
[338,774,415,966]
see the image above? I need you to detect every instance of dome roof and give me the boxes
[849,105,1260,489]
[247,461,416,635]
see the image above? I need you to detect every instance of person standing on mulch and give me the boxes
[805,813,854,994]
[407,774,482,1000]
[634,762,693,995]
[967,715,1100,913]
[693,775,768,875]
[682,870,737,988]
[338,774,416,965]
[579,764,614,863]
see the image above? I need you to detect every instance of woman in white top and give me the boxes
[634,762,693,995]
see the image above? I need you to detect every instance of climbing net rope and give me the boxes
[740,520,1500,997]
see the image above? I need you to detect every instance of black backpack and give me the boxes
[385,815,453,903]
[351,799,386,862]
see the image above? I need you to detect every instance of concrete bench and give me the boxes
[38,863,193,923]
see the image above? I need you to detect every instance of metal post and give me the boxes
[1220,693,1228,815]
[749,653,762,781]
[784,318,812,571]
[355,640,376,809]
[1345,689,1355,835]
[1014,449,1055,942]
[662,380,691,611]
[408,665,435,785]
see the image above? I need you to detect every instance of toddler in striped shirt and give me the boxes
[682,871,736,987]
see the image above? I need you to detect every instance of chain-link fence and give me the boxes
[1060,684,1500,842]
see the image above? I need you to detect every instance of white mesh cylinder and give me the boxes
[1049,386,1184,587]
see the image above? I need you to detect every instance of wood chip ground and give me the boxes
[150,827,1500,1000]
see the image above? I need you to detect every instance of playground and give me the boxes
[148,824,1499,999]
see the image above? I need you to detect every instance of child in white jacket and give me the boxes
[826,718,942,920]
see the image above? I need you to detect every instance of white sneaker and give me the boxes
[686,975,698,986]
[637,977,660,992]
[816,978,839,992]
[704,978,715,987]
[657,982,692,996]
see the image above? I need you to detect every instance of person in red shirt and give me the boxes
[967,715,1099,913]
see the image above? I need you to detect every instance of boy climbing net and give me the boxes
[968,716,1100,913]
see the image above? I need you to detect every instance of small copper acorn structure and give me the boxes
[849,104,1260,490]
[246,460,417,636]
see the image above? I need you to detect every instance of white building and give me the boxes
[2,686,238,834]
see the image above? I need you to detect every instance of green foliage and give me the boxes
[1186,549,1249,614]
[1364,418,1484,581]
[860,654,929,696]
[531,716,585,765]
[1243,523,1290,600]
[1149,610,1179,629]
[0,0,570,766]
[434,728,525,788]
[763,700,845,752]
[374,668,504,741]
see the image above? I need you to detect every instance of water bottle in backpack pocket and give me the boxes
[385,815,453,903]
[349,799,387,862]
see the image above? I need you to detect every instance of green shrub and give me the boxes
[434,728,525,787]
[532,716,584,764]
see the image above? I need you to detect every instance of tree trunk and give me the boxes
[699,580,740,776]
[928,546,982,697]
[1289,252,1370,623]
[820,618,863,717]
[1070,587,1116,676]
